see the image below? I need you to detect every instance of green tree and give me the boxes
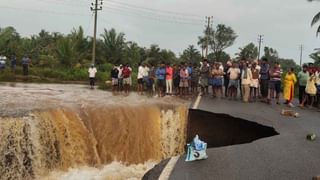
[310,51,320,66]
[124,41,142,66]
[180,45,201,64]
[278,58,300,72]
[55,37,77,67]
[208,51,230,64]
[209,24,237,62]
[0,26,20,56]
[197,36,206,58]
[262,47,279,64]
[262,46,300,71]
[69,26,90,64]
[145,44,161,65]
[101,28,126,64]
[236,43,258,61]
[159,49,177,65]
[309,0,320,36]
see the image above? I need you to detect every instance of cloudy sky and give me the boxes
[0,0,319,64]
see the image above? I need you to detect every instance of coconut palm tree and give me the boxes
[311,13,320,36]
[180,45,201,64]
[309,0,320,36]
[197,36,206,58]
[101,28,126,64]
[310,51,320,66]
[55,37,77,67]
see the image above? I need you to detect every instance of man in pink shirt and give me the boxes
[166,63,173,95]
[179,63,189,97]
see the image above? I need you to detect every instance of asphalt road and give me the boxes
[169,97,320,180]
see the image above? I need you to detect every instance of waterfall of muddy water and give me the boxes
[0,104,188,180]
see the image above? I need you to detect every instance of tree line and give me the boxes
[0,23,306,81]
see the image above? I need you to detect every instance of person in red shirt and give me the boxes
[166,63,173,95]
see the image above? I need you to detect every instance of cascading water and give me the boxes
[0,104,188,180]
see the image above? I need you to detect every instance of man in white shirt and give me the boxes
[0,55,6,71]
[137,63,145,95]
[117,65,123,92]
[88,64,97,89]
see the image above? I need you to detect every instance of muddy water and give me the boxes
[0,83,189,180]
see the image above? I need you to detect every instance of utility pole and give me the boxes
[257,35,264,60]
[205,16,213,59]
[299,44,304,67]
[90,0,103,65]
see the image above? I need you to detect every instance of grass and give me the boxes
[0,63,139,90]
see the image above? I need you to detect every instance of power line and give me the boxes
[0,4,202,26]
[85,12,95,35]
[33,0,203,21]
[103,3,202,23]
[0,5,89,17]
[104,0,202,18]
[102,6,203,25]
[34,0,88,7]
[35,0,203,22]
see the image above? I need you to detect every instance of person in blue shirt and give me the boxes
[11,55,17,73]
[187,63,193,95]
[21,55,30,76]
[156,62,166,97]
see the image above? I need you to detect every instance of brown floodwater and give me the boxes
[0,83,190,180]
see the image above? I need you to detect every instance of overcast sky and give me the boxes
[0,0,319,64]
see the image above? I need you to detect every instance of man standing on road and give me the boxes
[22,55,30,76]
[179,63,189,97]
[0,54,7,71]
[224,61,232,98]
[88,64,97,89]
[268,62,282,104]
[260,57,270,103]
[156,62,166,97]
[166,63,173,95]
[11,55,17,73]
[241,63,252,103]
[191,63,200,95]
[117,65,123,92]
[298,64,309,106]
[227,63,241,100]
[137,63,145,95]
[199,59,209,96]
[122,64,132,95]
[111,65,119,93]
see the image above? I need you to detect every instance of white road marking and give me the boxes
[158,156,180,180]
[192,93,202,109]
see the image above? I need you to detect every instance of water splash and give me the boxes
[0,104,188,180]
[41,161,156,180]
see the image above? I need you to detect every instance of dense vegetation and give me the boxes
[0,23,304,84]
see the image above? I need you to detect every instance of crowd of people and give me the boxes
[90,58,320,109]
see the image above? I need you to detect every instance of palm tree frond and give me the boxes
[311,12,320,26]
[317,26,320,37]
